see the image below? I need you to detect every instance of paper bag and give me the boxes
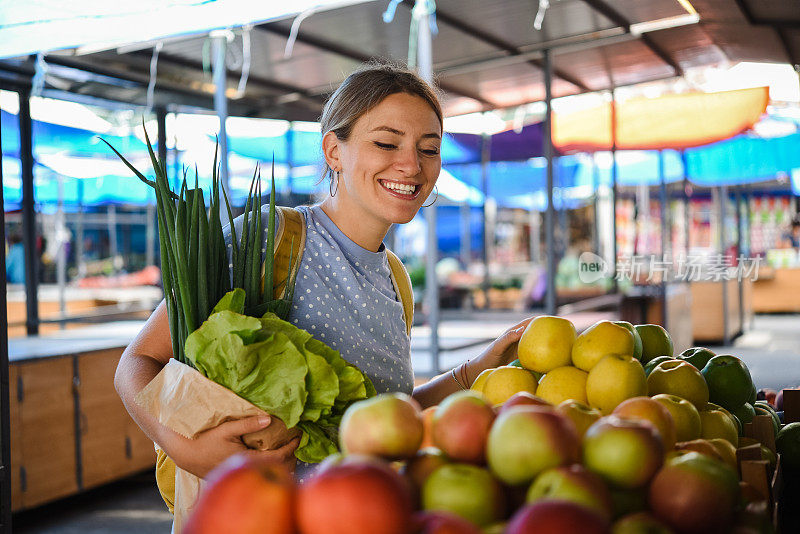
[135,359,300,532]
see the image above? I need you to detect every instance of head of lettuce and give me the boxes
[184,288,376,463]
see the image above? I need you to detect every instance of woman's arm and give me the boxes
[115,301,299,478]
[412,317,533,408]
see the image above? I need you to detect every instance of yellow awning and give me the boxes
[553,87,769,153]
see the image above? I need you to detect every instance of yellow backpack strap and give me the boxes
[155,207,307,514]
[154,447,175,513]
[386,249,414,335]
[262,206,306,300]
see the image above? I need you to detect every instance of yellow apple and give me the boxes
[651,393,702,442]
[481,366,538,405]
[586,354,647,415]
[556,400,602,438]
[572,321,635,372]
[536,366,588,405]
[518,316,577,373]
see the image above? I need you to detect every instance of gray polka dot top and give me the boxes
[289,204,413,396]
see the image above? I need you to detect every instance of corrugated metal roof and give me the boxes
[0,0,795,118]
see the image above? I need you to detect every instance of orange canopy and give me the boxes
[552,87,769,153]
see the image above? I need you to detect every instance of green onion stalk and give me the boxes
[102,126,294,366]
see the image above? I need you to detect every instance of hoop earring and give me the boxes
[422,185,439,208]
[330,170,339,197]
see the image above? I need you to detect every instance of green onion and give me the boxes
[104,121,293,365]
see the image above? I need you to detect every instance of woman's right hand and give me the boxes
[172,415,301,479]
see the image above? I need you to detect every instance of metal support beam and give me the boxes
[610,89,619,293]
[481,135,492,309]
[406,0,591,92]
[735,186,745,334]
[658,151,668,330]
[716,187,730,345]
[19,89,39,335]
[544,49,557,315]
[257,24,495,108]
[681,151,690,256]
[417,2,440,374]
[212,33,232,204]
[581,0,684,77]
[1,93,13,534]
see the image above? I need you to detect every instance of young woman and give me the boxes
[115,64,531,482]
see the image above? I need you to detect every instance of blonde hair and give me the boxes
[319,63,443,184]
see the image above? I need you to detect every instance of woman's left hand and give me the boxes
[466,317,534,385]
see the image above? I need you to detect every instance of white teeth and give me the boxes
[382,181,416,195]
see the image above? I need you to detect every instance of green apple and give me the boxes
[776,422,800,471]
[634,324,673,363]
[700,355,754,411]
[648,452,739,533]
[643,356,677,377]
[526,464,613,520]
[613,321,643,361]
[555,400,602,438]
[647,360,709,410]
[486,407,580,486]
[699,404,739,446]
[677,347,716,370]
[612,512,673,534]
[422,463,504,527]
[582,416,664,489]
[730,402,755,424]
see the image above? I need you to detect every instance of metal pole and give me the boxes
[717,186,730,345]
[681,151,690,257]
[460,201,471,267]
[610,89,619,293]
[735,186,744,334]
[211,31,232,211]
[530,210,541,264]
[108,205,118,273]
[417,1,439,374]
[658,150,668,330]
[145,204,155,268]
[76,180,85,278]
[56,175,66,328]
[286,122,295,200]
[1,89,14,534]
[544,48,556,315]
[592,154,600,256]
[19,89,39,336]
[481,133,491,308]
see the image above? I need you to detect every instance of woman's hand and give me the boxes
[173,416,301,479]
[465,317,534,385]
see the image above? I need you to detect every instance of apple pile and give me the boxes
[184,316,781,534]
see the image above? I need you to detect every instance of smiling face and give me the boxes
[323,92,442,228]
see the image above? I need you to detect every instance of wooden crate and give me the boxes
[77,349,154,489]
[14,357,78,509]
[752,267,800,313]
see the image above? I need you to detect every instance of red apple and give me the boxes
[648,451,739,534]
[421,463,505,527]
[184,454,294,534]
[582,416,663,489]
[339,392,423,460]
[505,501,610,534]
[612,396,677,450]
[411,511,483,534]
[487,406,580,486]
[432,391,496,463]
[498,392,553,414]
[297,459,413,534]
[526,465,613,520]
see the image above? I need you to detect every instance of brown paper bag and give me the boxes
[135,359,300,532]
